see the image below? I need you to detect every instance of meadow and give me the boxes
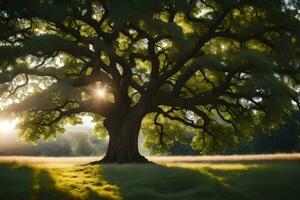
[0,154,299,200]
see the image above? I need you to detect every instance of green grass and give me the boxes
[0,157,299,200]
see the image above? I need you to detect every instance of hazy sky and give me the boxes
[0,116,94,137]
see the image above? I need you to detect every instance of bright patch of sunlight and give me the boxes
[0,119,18,134]
[34,164,122,200]
[165,163,260,171]
[95,88,107,98]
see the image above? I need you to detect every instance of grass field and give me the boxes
[0,154,299,200]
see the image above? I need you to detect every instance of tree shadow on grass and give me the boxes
[99,164,247,200]
[97,162,300,200]
[204,162,300,200]
[0,162,75,200]
[0,163,33,200]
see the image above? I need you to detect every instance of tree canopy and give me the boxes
[1,0,300,162]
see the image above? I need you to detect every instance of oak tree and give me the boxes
[1,0,300,163]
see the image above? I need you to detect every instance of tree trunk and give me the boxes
[98,108,149,164]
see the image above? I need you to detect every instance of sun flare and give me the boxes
[95,88,107,98]
[0,120,18,134]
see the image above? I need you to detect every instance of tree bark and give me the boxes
[97,107,149,164]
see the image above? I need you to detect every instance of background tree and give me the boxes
[0,130,108,156]
[0,0,300,163]
[227,111,300,154]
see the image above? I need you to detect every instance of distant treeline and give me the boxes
[0,131,108,156]
[170,111,300,155]
[228,111,300,154]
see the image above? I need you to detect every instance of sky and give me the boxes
[0,116,94,137]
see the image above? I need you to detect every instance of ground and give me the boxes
[0,154,299,200]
